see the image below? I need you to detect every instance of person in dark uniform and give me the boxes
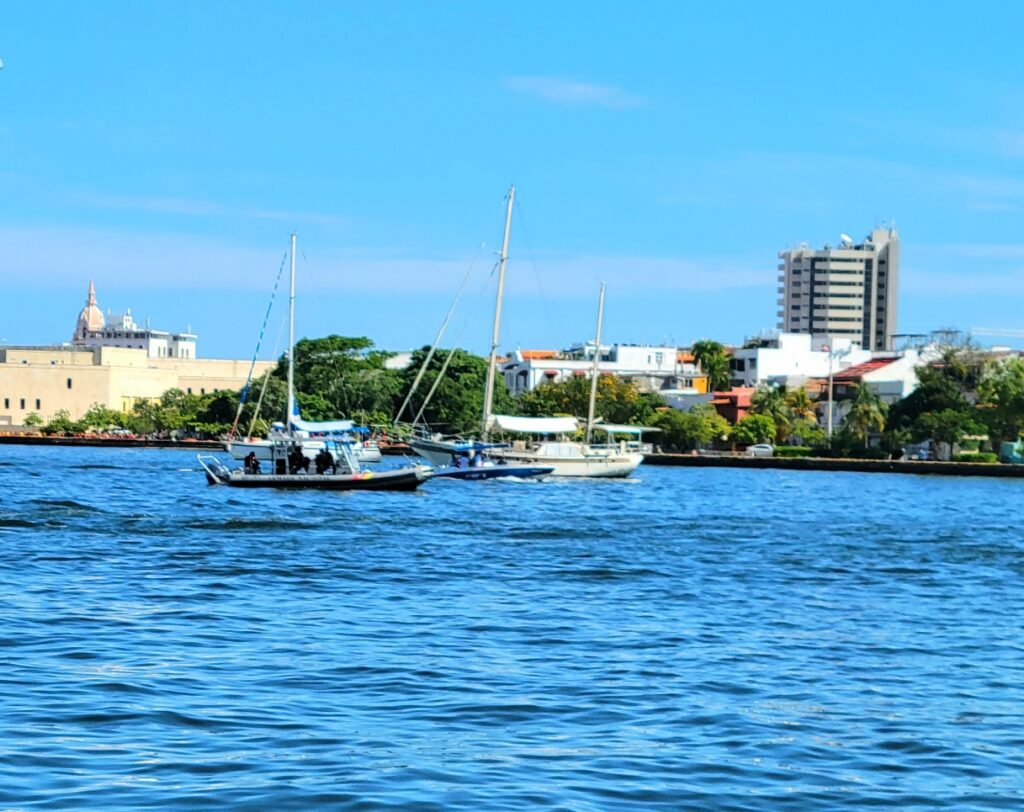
[244,451,261,474]
[315,447,336,475]
[288,446,309,474]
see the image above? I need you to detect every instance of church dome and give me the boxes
[74,280,105,339]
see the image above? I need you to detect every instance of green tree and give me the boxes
[917,409,984,459]
[518,374,662,426]
[398,347,514,436]
[789,419,826,448]
[977,357,1024,447]
[651,403,729,451]
[278,335,403,421]
[844,384,888,448]
[785,386,817,424]
[42,409,81,436]
[731,414,776,445]
[692,339,732,392]
[750,385,791,444]
[79,403,125,432]
[887,344,986,438]
[23,412,43,428]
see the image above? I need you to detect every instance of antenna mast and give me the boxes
[585,282,606,443]
[482,185,515,440]
[286,233,297,431]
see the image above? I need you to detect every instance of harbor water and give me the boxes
[1,445,1022,809]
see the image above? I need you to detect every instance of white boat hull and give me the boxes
[226,438,381,463]
[412,436,642,477]
[491,447,643,478]
[410,437,463,467]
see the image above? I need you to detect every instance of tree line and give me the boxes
[27,337,1024,461]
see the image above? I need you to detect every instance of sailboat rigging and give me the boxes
[410,187,650,478]
[199,234,429,491]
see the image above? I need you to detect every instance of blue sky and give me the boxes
[3,2,1024,358]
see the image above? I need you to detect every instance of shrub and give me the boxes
[952,452,998,464]
[774,446,812,457]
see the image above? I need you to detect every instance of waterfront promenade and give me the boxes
[645,452,1024,478]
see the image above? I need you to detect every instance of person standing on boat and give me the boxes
[244,452,260,475]
[288,446,308,475]
[315,447,335,475]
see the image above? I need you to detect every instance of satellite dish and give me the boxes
[839,233,853,245]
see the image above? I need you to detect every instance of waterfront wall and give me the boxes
[645,452,1024,478]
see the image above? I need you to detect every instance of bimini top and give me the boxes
[488,415,578,434]
[290,416,355,434]
[591,422,659,435]
[451,441,511,453]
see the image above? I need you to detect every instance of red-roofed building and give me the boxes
[711,387,756,424]
[826,349,937,426]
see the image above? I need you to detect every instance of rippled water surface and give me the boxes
[2,446,1023,809]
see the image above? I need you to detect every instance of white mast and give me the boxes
[286,232,297,432]
[482,185,515,440]
[585,281,606,443]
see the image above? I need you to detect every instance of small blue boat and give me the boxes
[429,442,553,481]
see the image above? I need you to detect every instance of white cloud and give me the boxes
[0,224,767,297]
[903,268,1024,297]
[503,75,644,109]
[68,192,350,227]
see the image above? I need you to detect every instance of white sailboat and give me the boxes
[224,234,382,466]
[486,282,646,478]
[411,187,648,478]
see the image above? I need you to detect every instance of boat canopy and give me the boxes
[592,422,659,435]
[290,416,355,434]
[488,415,578,434]
[451,441,510,453]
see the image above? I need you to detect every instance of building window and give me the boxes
[35,399,41,410]
[67,378,73,389]
[3,398,8,408]
[187,387,192,394]
[20,399,25,409]
[200,388,205,395]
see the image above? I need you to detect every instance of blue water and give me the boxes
[2,446,1023,809]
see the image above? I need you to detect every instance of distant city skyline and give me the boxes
[4,3,1024,357]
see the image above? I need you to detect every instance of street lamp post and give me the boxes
[827,350,835,441]
[826,346,850,442]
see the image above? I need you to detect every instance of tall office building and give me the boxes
[777,227,899,351]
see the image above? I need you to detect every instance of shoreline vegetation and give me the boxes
[2,435,1022,479]
[9,336,1024,468]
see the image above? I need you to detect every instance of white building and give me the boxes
[72,281,197,359]
[502,342,705,396]
[729,331,872,388]
[778,227,900,351]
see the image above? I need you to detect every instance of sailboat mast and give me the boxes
[286,232,297,431]
[585,282,606,443]
[482,185,515,440]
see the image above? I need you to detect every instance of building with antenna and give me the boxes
[777,227,900,351]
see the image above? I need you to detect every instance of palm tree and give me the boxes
[844,383,888,448]
[750,385,791,444]
[692,339,731,392]
[785,386,817,424]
